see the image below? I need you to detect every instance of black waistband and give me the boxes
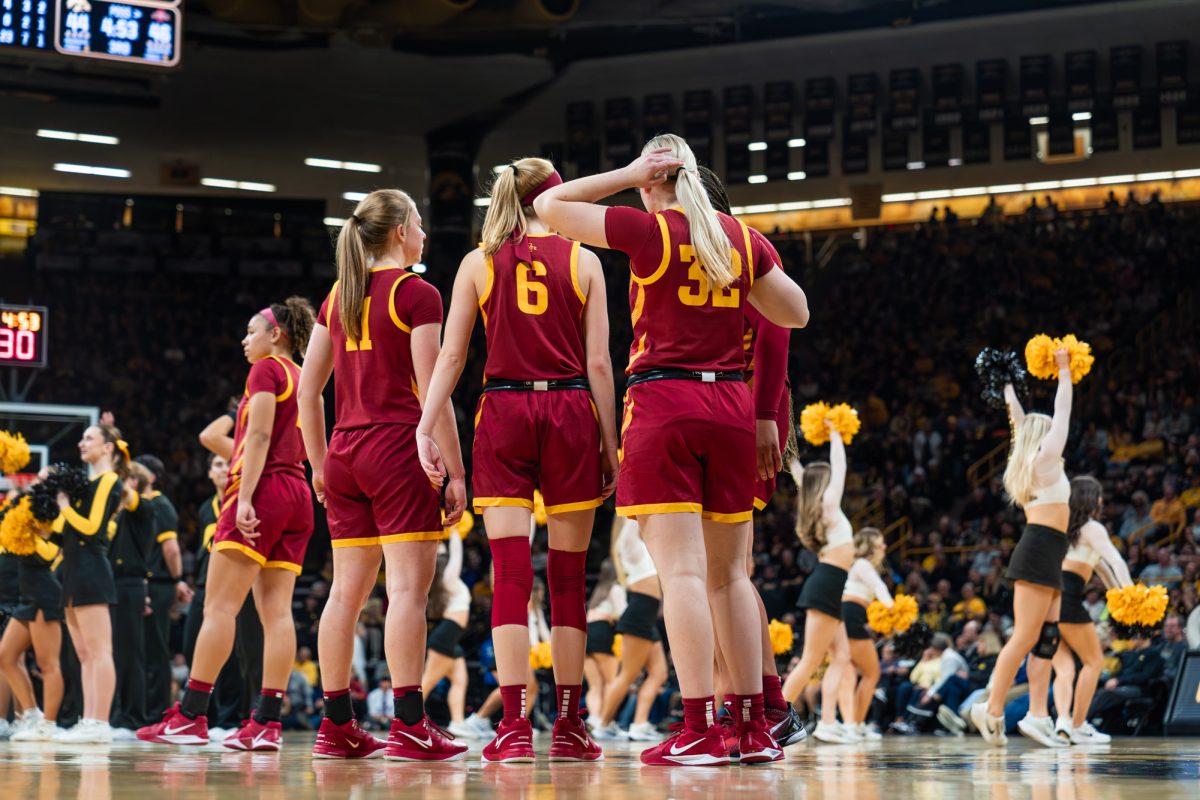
[483,378,590,392]
[626,369,744,387]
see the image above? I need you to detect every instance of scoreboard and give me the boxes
[0,0,180,67]
[0,305,48,368]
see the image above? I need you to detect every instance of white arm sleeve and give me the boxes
[1085,521,1132,588]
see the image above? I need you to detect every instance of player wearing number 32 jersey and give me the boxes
[536,134,809,768]
[417,157,615,764]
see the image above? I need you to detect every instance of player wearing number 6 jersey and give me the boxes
[298,189,467,763]
[417,157,615,763]
[536,134,809,767]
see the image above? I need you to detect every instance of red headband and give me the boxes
[521,170,562,205]
[259,307,279,329]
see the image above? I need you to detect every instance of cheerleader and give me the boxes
[536,134,810,766]
[420,530,471,737]
[137,297,316,752]
[416,157,614,763]
[298,189,467,762]
[836,527,893,741]
[780,426,856,744]
[53,424,126,743]
[583,559,623,726]
[0,509,63,741]
[697,165,806,748]
[971,349,1073,747]
[590,518,667,743]
[1051,476,1130,744]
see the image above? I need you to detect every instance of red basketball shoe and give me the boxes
[136,704,209,746]
[549,716,604,762]
[639,723,731,767]
[384,716,468,762]
[223,718,282,751]
[311,717,386,759]
[482,717,535,763]
[738,719,784,765]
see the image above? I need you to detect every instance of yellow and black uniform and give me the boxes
[182,493,219,666]
[59,471,121,607]
[14,535,63,622]
[0,547,19,618]
[109,492,155,729]
[143,489,180,720]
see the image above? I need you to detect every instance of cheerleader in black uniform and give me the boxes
[0,541,24,736]
[0,510,63,741]
[54,424,126,744]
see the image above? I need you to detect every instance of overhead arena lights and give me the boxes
[787,138,806,148]
[324,217,346,227]
[305,158,382,173]
[412,263,428,274]
[38,129,120,145]
[1073,112,1093,122]
[1029,116,1050,126]
[201,178,276,192]
[728,197,850,215]
[0,186,39,197]
[879,168,1200,204]
[747,141,768,152]
[53,163,130,178]
[474,197,492,207]
[343,191,369,202]
[787,171,807,181]
[747,174,768,184]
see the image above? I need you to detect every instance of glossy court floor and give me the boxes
[2,735,1198,799]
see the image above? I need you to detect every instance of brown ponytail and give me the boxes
[268,296,316,357]
[480,157,556,256]
[335,189,416,342]
[1067,475,1102,546]
[97,423,131,480]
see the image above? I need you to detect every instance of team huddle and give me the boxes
[4,132,1110,766]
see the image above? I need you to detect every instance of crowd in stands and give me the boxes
[16,191,1199,735]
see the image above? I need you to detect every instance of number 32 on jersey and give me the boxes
[677,245,740,308]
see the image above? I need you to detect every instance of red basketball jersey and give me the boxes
[229,356,306,491]
[605,206,775,374]
[479,233,588,381]
[317,266,444,430]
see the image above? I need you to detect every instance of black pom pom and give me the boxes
[892,620,933,660]
[44,463,89,505]
[29,483,60,522]
[975,348,1029,410]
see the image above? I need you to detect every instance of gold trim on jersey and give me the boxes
[626,333,648,372]
[474,395,487,428]
[479,253,496,326]
[264,355,296,403]
[388,271,418,332]
[753,497,768,511]
[473,497,535,511]
[630,213,672,287]
[569,241,586,306]
[544,498,604,515]
[738,220,755,288]
[616,502,702,517]
[156,530,178,543]
[702,510,754,523]
[61,472,119,536]
[214,540,265,566]
[264,560,302,574]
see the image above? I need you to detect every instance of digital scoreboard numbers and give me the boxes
[0,305,48,368]
[0,0,179,67]
[58,0,179,66]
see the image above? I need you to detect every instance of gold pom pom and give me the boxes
[826,404,862,445]
[1025,334,1093,384]
[529,641,553,670]
[891,594,919,633]
[867,600,894,635]
[0,430,31,474]
[1106,584,1168,628]
[769,619,794,656]
[533,490,548,528]
[612,634,622,658]
[0,496,39,556]
[799,402,832,446]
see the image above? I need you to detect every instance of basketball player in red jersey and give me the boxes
[536,134,809,767]
[416,157,616,764]
[298,189,467,762]
[138,298,316,751]
[698,167,808,749]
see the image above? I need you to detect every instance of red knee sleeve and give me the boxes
[490,536,533,628]
[547,548,588,632]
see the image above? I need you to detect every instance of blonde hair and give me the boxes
[642,134,735,288]
[855,526,884,564]
[1002,412,1052,507]
[795,462,831,552]
[335,189,416,342]
[480,157,556,256]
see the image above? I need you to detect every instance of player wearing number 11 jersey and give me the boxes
[417,157,616,763]
[535,134,809,767]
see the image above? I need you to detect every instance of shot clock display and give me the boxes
[0,305,48,368]
[0,0,180,68]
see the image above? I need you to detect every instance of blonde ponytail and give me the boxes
[480,157,556,256]
[334,189,415,342]
[643,134,734,289]
[1002,412,1052,507]
[795,462,831,552]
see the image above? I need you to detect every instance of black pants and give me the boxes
[183,588,255,727]
[110,577,148,728]
[1089,685,1147,732]
[144,581,176,718]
